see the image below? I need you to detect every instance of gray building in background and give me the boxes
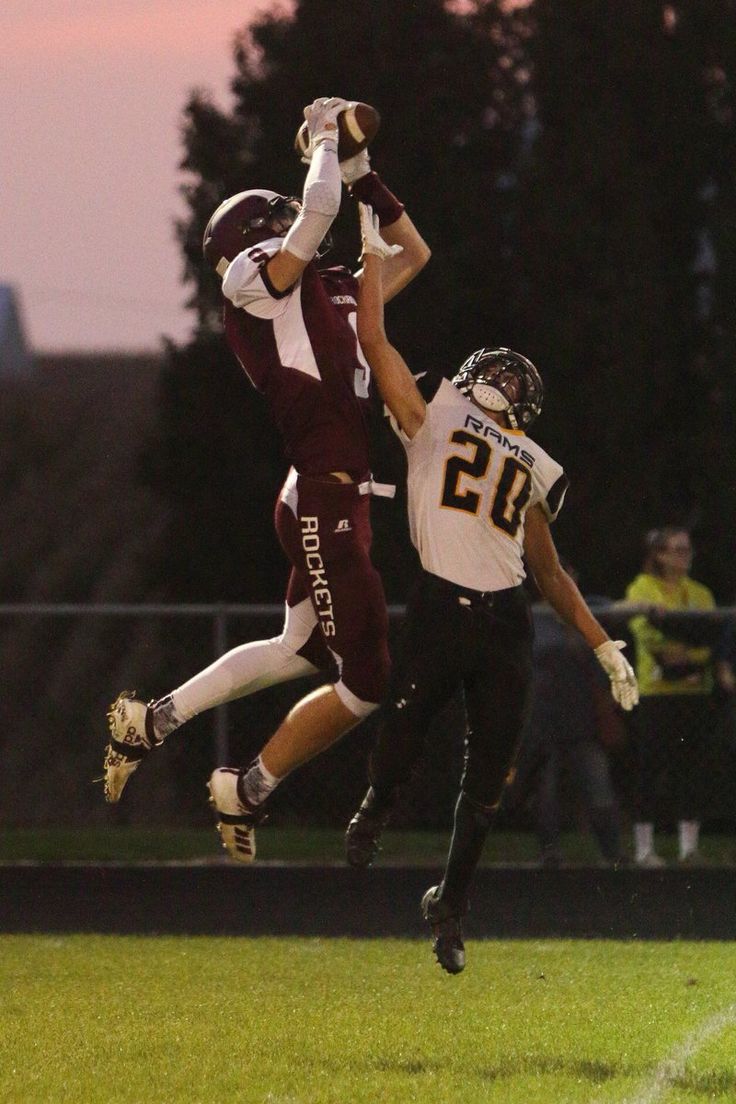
[0,284,34,378]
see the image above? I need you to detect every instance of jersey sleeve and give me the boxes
[221,238,294,319]
[386,370,445,445]
[543,471,569,522]
[691,581,716,611]
[415,370,445,403]
[532,455,569,523]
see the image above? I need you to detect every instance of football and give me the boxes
[294,102,381,163]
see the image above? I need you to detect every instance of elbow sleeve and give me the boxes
[282,141,341,261]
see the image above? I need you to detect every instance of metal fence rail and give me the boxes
[0,602,409,768]
[1,602,733,832]
[1,599,733,763]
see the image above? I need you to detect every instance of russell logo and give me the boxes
[334,519,352,532]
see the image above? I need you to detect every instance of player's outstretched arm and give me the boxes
[346,153,430,302]
[524,506,608,648]
[267,97,346,292]
[524,506,639,710]
[356,206,426,439]
[353,212,431,302]
[377,212,431,302]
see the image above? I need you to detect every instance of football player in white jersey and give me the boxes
[345,205,639,974]
[102,99,431,865]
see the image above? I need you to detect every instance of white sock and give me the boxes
[678,820,700,859]
[634,822,656,862]
[170,638,318,722]
[151,695,184,741]
[240,755,281,808]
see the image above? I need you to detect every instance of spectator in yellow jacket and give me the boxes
[626,527,715,866]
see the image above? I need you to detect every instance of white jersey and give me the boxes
[393,374,568,592]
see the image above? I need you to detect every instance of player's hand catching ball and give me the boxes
[303,96,348,151]
[295,101,380,164]
[594,640,639,711]
[359,203,403,263]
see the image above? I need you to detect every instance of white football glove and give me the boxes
[594,640,639,711]
[341,148,371,186]
[303,96,347,151]
[359,203,403,263]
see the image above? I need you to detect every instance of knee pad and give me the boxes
[279,597,318,655]
[270,634,297,663]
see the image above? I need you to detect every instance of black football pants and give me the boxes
[369,571,534,812]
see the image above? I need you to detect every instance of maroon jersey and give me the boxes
[222,237,372,476]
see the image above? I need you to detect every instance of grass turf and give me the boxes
[3,827,736,865]
[1,936,736,1103]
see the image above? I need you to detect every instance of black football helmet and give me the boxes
[202,190,301,276]
[452,347,544,429]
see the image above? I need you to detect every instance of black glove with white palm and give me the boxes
[594,640,639,711]
[358,203,403,263]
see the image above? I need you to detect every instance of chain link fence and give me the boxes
[1,603,735,843]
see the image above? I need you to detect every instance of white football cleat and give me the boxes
[208,768,262,864]
[103,691,160,803]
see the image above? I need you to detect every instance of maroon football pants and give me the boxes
[274,470,390,715]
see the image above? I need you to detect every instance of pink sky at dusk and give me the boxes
[1,0,293,352]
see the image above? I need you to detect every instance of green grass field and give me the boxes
[2,936,735,1103]
[3,826,736,865]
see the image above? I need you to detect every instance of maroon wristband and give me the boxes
[350,171,405,228]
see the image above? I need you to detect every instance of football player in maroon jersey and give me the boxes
[102,98,431,864]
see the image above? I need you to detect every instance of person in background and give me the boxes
[345,204,638,974]
[712,610,736,759]
[102,97,431,865]
[626,527,716,866]
[507,574,625,868]
[714,615,736,699]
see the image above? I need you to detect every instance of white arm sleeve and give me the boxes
[282,139,342,261]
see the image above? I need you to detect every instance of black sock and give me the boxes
[439,791,493,913]
[590,808,621,861]
[360,784,395,818]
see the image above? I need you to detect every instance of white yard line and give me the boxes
[622,1004,736,1104]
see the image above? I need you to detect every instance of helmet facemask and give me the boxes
[267,195,333,260]
[261,195,301,235]
[452,348,544,429]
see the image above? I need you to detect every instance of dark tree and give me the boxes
[145,0,735,604]
[515,0,736,598]
[143,0,531,602]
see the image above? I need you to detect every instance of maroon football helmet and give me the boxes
[202,190,300,275]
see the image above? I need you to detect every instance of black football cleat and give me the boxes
[421,885,466,975]
[345,787,393,868]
